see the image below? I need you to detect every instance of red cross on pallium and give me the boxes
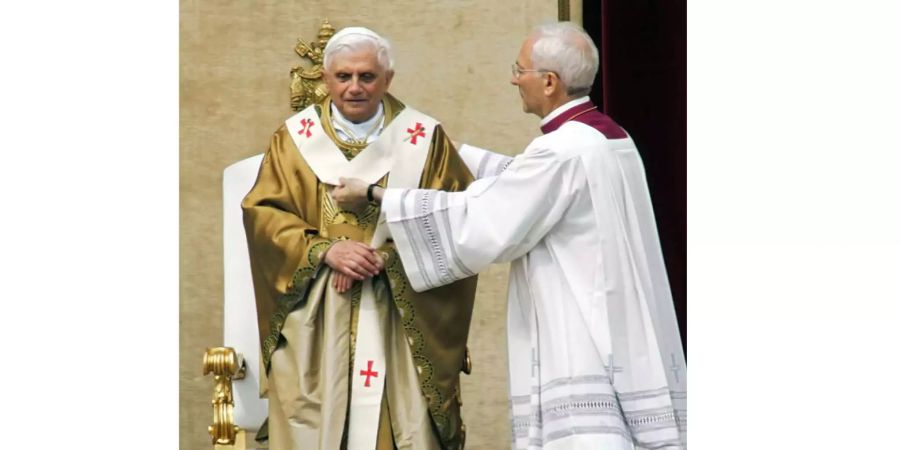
[406,122,426,144]
[360,360,379,387]
[299,118,315,137]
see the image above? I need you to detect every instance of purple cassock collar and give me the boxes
[539,100,628,139]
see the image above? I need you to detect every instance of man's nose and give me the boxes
[348,78,364,94]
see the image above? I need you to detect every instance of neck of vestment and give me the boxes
[539,97,628,139]
[330,101,385,142]
[320,94,402,160]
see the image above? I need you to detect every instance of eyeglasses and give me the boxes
[511,63,552,79]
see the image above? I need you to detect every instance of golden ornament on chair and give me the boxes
[290,18,336,111]
[203,347,246,447]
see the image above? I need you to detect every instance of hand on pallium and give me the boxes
[332,177,371,210]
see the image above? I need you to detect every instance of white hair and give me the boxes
[530,22,599,97]
[323,27,394,72]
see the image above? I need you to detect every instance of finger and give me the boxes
[348,256,378,276]
[342,263,368,280]
[333,264,358,279]
[353,253,379,272]
[352,261,377,279]
[353,247,382,271]
[365,248,385,272]
[341,274,354,293]
[360,255,380,274]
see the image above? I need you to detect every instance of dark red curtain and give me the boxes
[583,0,687,353]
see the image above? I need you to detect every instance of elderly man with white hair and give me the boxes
[242,26,478,450]
[335,22,687,449]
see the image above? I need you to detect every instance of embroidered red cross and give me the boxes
[360,360,379,387]
[406,122,426,145]
[298,118,315,137]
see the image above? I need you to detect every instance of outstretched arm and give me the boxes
[457,143,514,179]
[347,146,581,292]
[332,142,514,205]
[333,177,384,205]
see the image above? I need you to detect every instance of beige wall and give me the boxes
[180,1,563,448]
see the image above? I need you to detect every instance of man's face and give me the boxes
[510,36,546,117]
[323,46,394,123]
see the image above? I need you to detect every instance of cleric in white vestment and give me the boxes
[334,22,686,450]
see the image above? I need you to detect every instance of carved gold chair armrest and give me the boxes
[203,347,247,448]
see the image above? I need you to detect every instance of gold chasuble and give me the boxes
[242,94,477,450]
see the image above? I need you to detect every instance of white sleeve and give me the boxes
[457,143,514,179]
[383,146,579,292]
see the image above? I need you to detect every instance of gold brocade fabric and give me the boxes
[242,94,477,449]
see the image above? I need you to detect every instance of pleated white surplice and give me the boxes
[384,122,686,450]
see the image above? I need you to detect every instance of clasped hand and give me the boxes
[324,239,384,294]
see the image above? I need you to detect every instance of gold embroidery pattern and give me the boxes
[382,246,460,446]
[261,239,331,371]
[261,290,305,371]
[290,267,315,294]
[348,281,363,369]
[262,296,295,370]
[320,184,380,235]
[307,240,332,268]
[404,325,424,355]
[337,143,364,161]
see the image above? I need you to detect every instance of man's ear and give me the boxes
[543,72,560,96]
[384,70,395,89]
